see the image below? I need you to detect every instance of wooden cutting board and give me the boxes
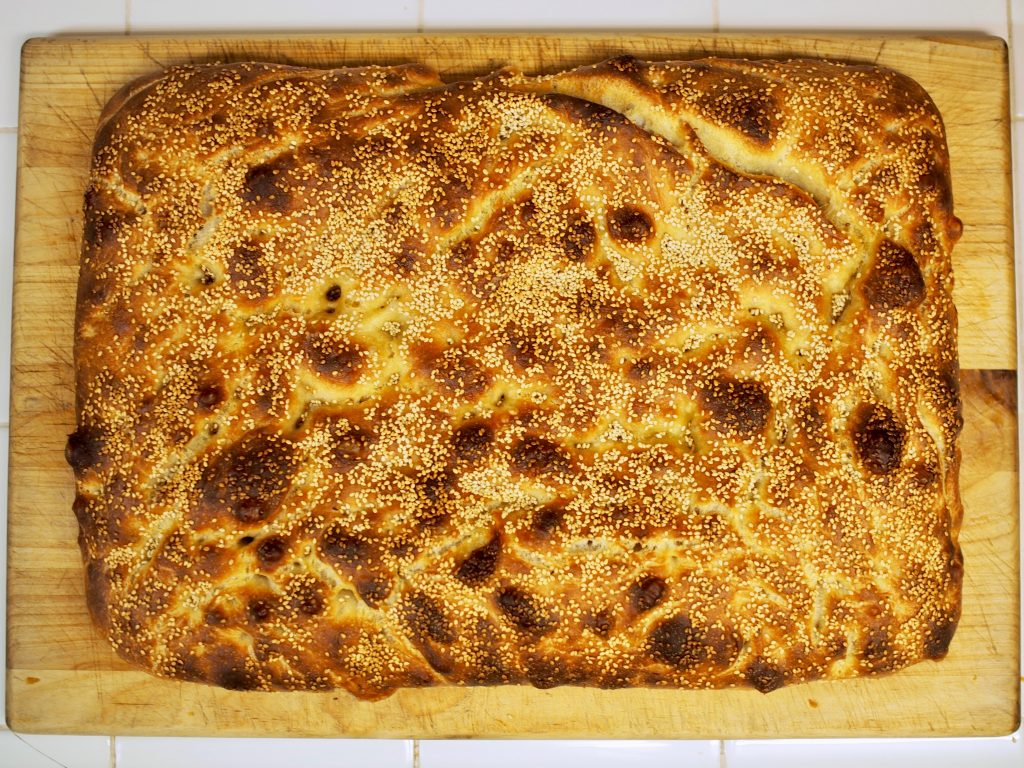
[7,34,1019,738]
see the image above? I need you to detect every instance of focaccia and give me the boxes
[68,56,963,698]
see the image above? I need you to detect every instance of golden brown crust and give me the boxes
[70,57,963,698]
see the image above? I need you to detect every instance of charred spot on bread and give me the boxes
[200,431,298,524]
[607,205,654,246]
[701,376,771,437]
[451,421,494,462]
[455,533,501,586]
[864,240,925,311]
[851,403,906,475]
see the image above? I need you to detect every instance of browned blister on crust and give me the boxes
[70,56,963,698]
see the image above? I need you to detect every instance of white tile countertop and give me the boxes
[2,1,1022,766]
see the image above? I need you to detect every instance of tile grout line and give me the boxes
[0,127,16,133]
[110,735,117,768]
[1009,0,1016,118]
[11,732,68,766]
[718,739,727,768]
[412,738,421,768]
[712,0,720,31]
[417,0,424,33]
[125,0,131,34]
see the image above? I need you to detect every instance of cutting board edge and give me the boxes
[5,666,1022,739]
[17,32,1011,83]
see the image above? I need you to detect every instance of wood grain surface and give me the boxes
[6,34,1019,738]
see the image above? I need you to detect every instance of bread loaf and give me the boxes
[68,56,963,698]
